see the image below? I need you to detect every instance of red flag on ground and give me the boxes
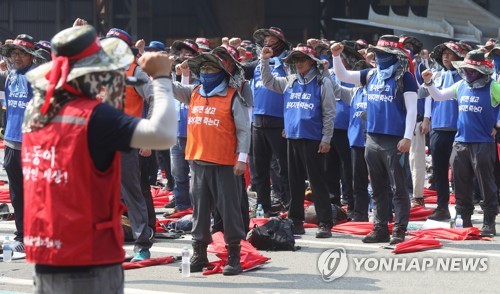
[203,232,270,275]
[392,234,442,254]
[423,187,437,196]
[424,194,456,204]
[331,222,394,235]
[122,256,176,270]
[0,190,10,203]
[408,206,435,221]
[249,217,270,230]
[408,227,482,240]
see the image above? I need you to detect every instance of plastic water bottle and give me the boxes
[455,215,463,228]
[181,246,190,277]
[3,236,12,262]
[256,204,264,219]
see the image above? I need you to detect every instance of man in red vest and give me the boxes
[22,25,177,293]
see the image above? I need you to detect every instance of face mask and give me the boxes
[464,69,482,83]
[200,71,226,94]
[375,52,398,69]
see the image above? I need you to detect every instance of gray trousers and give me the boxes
[191,161,246,245]
[33,264,124,294]
[121,149,153,250]
[365,134,410,229]
[451,142,499,215]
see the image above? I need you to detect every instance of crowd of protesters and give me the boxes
[0,17,499,292]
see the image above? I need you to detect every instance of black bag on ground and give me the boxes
[246,217,298,251]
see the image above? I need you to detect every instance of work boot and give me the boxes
[427,207,451,221]
[190,241,208,272]
[479,212,497,237]
[362,226,390,243]
[315,223,332,238]
[411,197,425,208]
[389,227,406,245]
[457,211,473,227]
[223,244,242,276]
[291,221,305,235]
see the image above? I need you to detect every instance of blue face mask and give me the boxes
[493,55,500,74]
[199,71,226,94]
[375,52,398,69]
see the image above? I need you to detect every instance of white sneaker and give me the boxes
[10,240,25,253]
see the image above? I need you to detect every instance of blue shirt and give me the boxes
[252,52,287,118]
[431,69,461,129]
[454,80,500,143]
[332,73,352,130]
[4,65,35,143]
[283,76,323,141]
[348,87,368,147]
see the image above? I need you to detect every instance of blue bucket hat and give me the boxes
[145,41,166,52]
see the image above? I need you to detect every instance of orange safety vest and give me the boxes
[185,86,238,165]
[124,62,144,117]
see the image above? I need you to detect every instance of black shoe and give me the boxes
[292,221,305,235]
[389,227,406,245]
[190,241,209,272]
[480,213,497,237]
[456,211,473,227]
[427,208,451,221]
[316,223,332,238]
[223,244,242,276]
[164,199,176,209]
[362,226,390,243]
[351,215,369,222]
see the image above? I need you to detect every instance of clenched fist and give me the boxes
[421,69,433,84]
[260,46,273,60]
[330,43,344,57]
[138,52,173,78]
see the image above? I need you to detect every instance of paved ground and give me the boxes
[0,148,499,293]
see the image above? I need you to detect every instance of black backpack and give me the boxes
[246,217,298,251]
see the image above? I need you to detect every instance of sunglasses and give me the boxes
[291,56,310,64]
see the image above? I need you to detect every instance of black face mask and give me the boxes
[270,41,287,57]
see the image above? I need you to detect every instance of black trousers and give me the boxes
[139,151,158,232]
[429,130,456,209]
[157,149,174,187]
[4,146,24,242]
[351,146,370,218]
[451,142,498,215]
[365,134,410,229]
[212,175,250,234]
[325,129,353,208]
[252,126,290,212]
[287,139,333,226]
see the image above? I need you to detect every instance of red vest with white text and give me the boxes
[22,98,124,266]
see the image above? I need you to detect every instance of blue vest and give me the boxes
[365,74,407,137]
[415,62,426,117]
[252,59,286,118]
[431,70,461,129]
[4,66,34,143]
[284,76,323,141]
[455,80,499,143]
[332,73,352,130]
[176,101,189,138]
[348,87,368,147]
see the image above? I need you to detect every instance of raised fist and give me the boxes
[330,43,344,57]
[138,52,173,78]
[260,46,273,60]
[421,69,433,84]
[135,39,145,53]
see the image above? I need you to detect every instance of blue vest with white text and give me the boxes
[431,69,461,129]
[455,80,499,143]
[348,87,368,147]
[284,76,323,141]
[332,73,352,130]
[4,66,34,143]
[365,74,406,136]
[252,59,286,118]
